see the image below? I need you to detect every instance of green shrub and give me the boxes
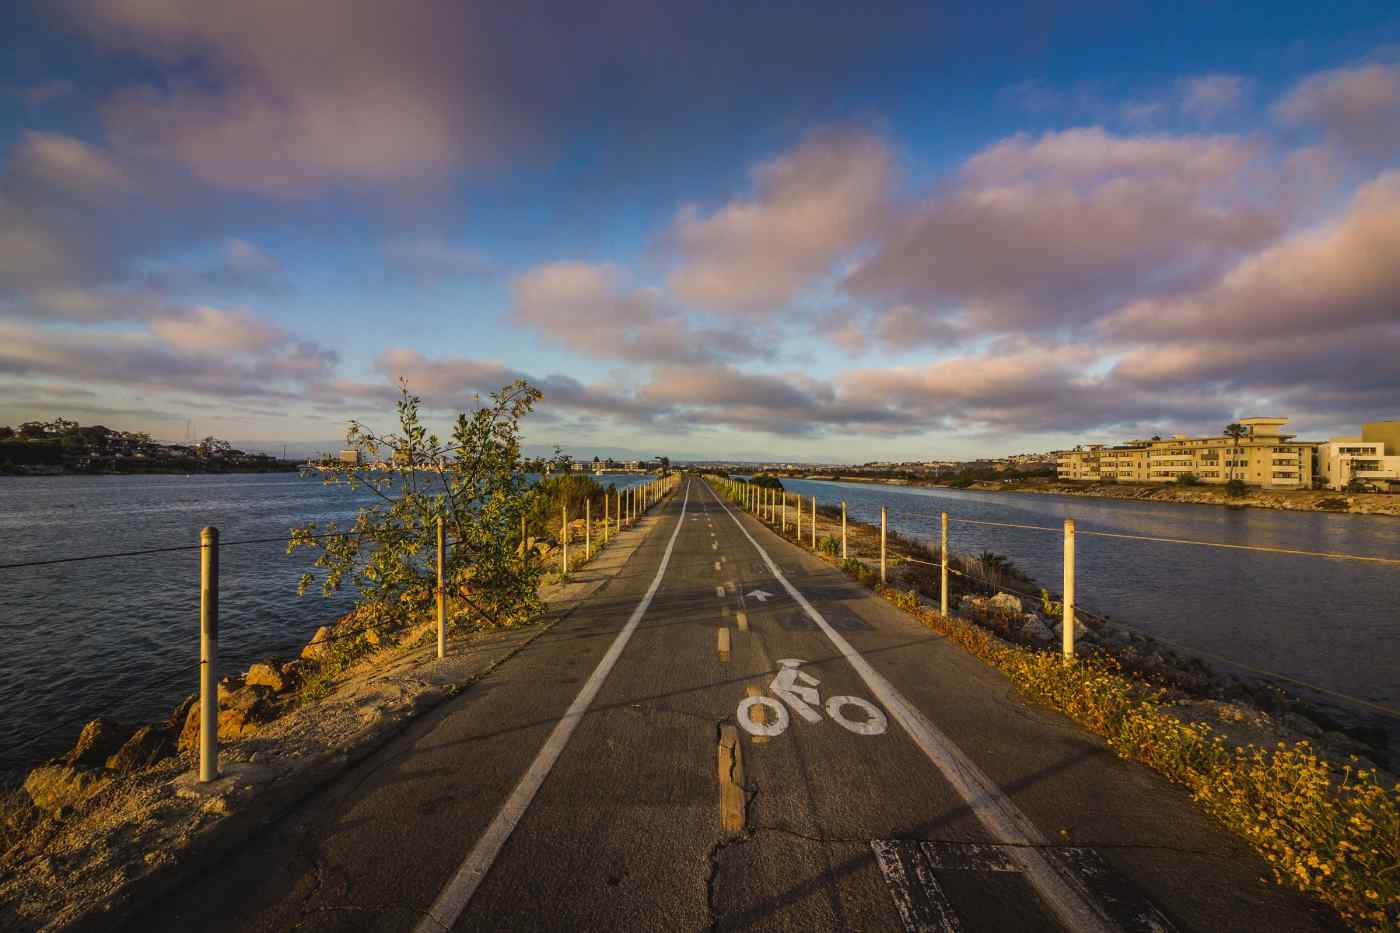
[817,535,840,557]
[1225,478,1247,497]
[1177,472,1200,486]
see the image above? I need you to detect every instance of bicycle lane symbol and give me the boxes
[737,659,888,738]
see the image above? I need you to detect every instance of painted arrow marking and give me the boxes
[746,589,775,603]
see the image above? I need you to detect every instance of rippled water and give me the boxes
[0,472,655,778]
[769,479,1400,742]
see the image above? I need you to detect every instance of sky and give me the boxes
[1,1,1398,462]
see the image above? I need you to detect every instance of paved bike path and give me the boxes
[126,478,1340,931]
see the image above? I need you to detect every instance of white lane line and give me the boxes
[416,481,693,933]
[702,482,1118,933]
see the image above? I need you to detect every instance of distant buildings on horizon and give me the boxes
[1055,418,1400,492]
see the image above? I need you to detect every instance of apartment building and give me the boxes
[1317,421,1400,490]
[1057,417,1317,488]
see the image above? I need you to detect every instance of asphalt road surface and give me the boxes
[128,477,1341,932]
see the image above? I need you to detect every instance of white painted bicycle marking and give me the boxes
[746,589,775,603]
[737,658,887,737]
[826,696,888,735]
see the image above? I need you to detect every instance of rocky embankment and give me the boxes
[793,473,1400,516]
[964,481,1400,516]
[878,559,1394,775]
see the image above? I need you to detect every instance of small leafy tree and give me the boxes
[1225,478,1247,497]
[1177,472,1200,486]
[526,473,610,542]
[289,380,544,635]
[749,472,785,490]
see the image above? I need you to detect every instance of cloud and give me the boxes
[146,305,286,354]
[0,132,144,297]
[10,130,133,195]
[72,0,527,197]
[0,307,337,402]
[1275,62,1400,159]
[848,127,1283,334]
[382,238,496,283]
[666,128,894,313]
[1100,171,1400,342]
[369,348,662,422]
[1179,74,1252,120]
[510,261,759,364]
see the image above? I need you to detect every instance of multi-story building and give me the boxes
[1317,421,1400,490]
[1057,418,1317,488]
[1056,445,1105,481]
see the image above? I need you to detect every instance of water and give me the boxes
[765,479,1400,742]
[0,472,655,778]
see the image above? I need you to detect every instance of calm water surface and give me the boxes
[0,472,655,778]
[769,479,1399,742]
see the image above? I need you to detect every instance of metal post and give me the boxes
[1063,518,1076,658]
[880,506,887,583]
[436,517,446,660]
[811,496,816,548]
[562,504,569,576]
[586,498,591,560]
[940,512,949,617]
[199,526,219,783]
[782,492,787,533]
[603,493,609,543]
[841,501,847,559]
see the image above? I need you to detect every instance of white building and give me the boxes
[1317,435,1400,491]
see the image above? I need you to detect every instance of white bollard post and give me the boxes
[1063,518,1076,658]
[940,512,949,617]
[811,496,816,548]
[199,526,219,783]
[880,506,887,583]
[604,493,609,543]
[436,517,446,660]
[586,499,591,560]
[562,504,569,575]
[841,501,847,559]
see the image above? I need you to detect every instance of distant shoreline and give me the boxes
[777,474,1400,517]
[0,464,302,477]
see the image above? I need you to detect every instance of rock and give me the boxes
[280,659,311,686]
[105,723,176,773]
[245,660,286,692]
[177,685,278,752]
[62,718,135,769]
[23,764,110,815]
[1022,614,1055,644]
[1053,616,1089,642]
[301,625,333,661]
[167,694,196,730]
[989,592,1022,614]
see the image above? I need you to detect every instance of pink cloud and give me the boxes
[147,306,286,354]
[1100,171,1400,342]
[1276,62,1400,158]
[667,128,893,313]
[510,261,759,364]
[848,127,1285,337]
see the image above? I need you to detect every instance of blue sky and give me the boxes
[2,2,1398,462]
